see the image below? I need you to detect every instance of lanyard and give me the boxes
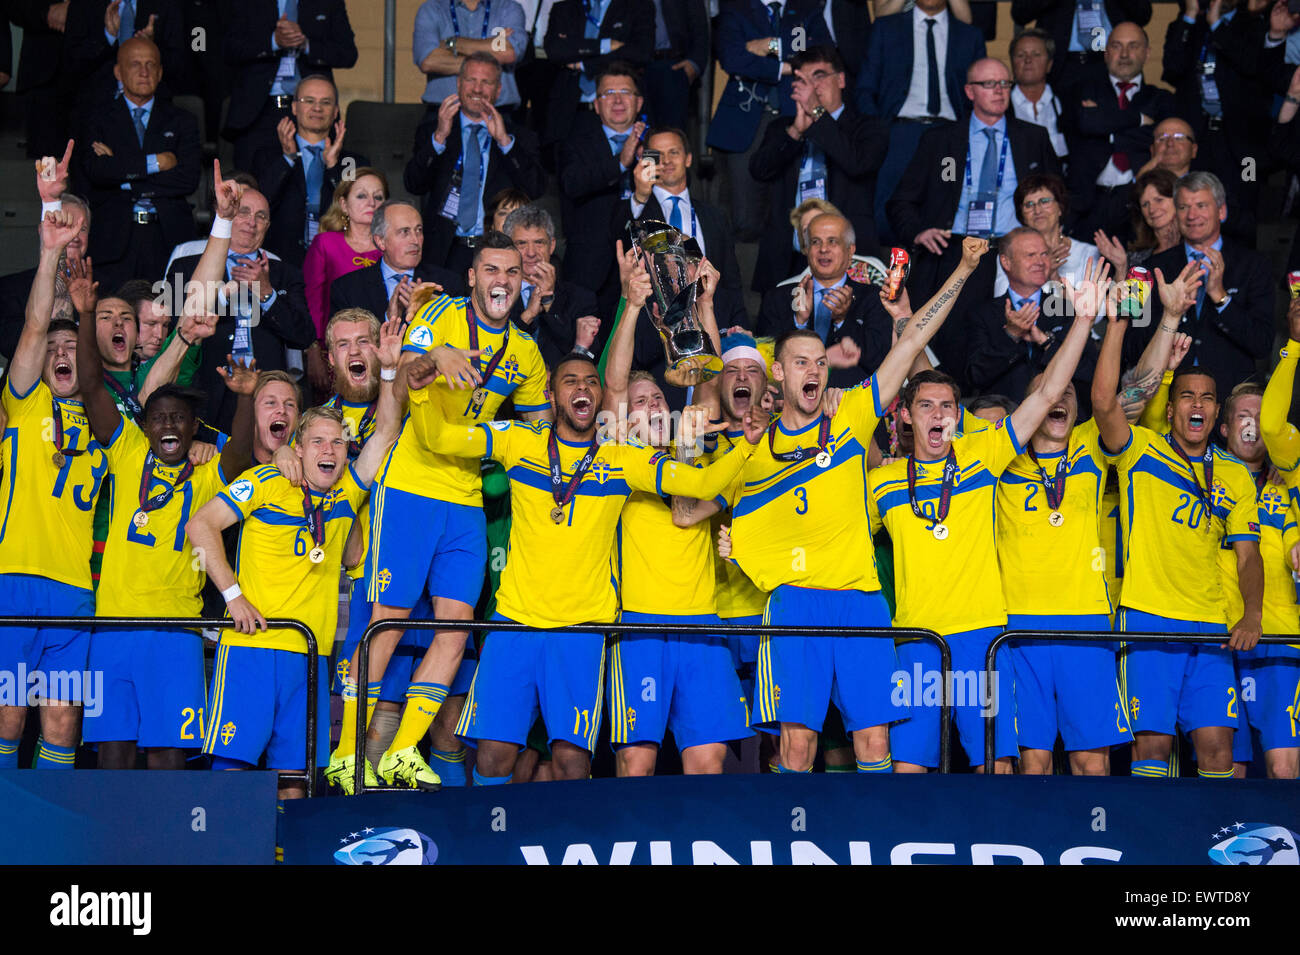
[907,448,958,525]
[1165,433,1214,520]
[103,372,143,418]
[963,126,1010,192]
[302,487,327,552]
[766,415,830,463]
[1027,446,1068,510]
[138,452,194,513]
[51,398,85,458]
[547,429,600,519]
[449,0,491,37]
[466,304,510,415]
[327,395,376,461]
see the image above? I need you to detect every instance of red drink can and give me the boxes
[1288,270,1300,300]
[884,247,910,301]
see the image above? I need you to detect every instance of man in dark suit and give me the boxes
[856,0,986,246]
[887,57,1059,381]
[620,126,743,294]
[1269,64,1300,279]
[557,62,648,313]
[404,53,546,275]
[11,0,74,158]
[64,0,186,112]
[965,226,1098,405]
[1066,22,1175,238]
[1163,1,1274,237]
[824,0,871,88]
[644,0,710,130]
[1011,0,1152,95]
[166,185,316,432]
[750,45,888,294]
[706,0,831,242]
[502,204,601,368]
[543,0,655,146]
[252,74,366,267]
[78,37,200,291]
[220,0,357,171]
[756,212,892,389]
[1124,171,1274,402]
[329,200,465,323]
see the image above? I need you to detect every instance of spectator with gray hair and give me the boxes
[1009,28,1068,159]
[1125,170,1275,402]
[329,200,465,327]
[503,204,601,367]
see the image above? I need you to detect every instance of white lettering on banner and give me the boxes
[517,840,1125,864]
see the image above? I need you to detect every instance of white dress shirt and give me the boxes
[899,6,955,121]
[1095,73,1143,187]
[1011,83,1068,158]
[631,186,705,258]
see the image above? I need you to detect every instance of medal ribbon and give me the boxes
[907,448,958,526]
[51,397,85,458]
[547,429,600,513]
[103,372,143,418]
[327,395,376,461]
[766,414,831,463]
[1165,433,1214,522]
[466,303,510,392]
[302,488,327,552]
[1027,446,1069,511]
[138,452,194,513]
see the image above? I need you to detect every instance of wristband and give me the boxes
[380,367,397,381]
[221,583,242,603]
[211,217,233,239]
[1159,323,1179,334]
[178,328,195,347]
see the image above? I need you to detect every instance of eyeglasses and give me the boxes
[1155,132,1194,144]
[1020,196,1057,210]
[597,88,637,100]
[234,209,271,224]
[968,80,1015,90]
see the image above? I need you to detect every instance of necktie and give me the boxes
[814,288,831,342]
[389,271,413,298]
[522,283,533,309]
[118,0,136,42]
[459,125,485,234]
[767,1,781,35]
[977,127,998,194]
[1113,81,1135,172]
[305,143,324,216]
[131,106,147,147]
[925,18,940,117]
[667,195,683,231]
[1189,251,1208,314]
[609,132,628,154]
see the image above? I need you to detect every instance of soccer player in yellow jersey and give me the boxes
[0,210,109,771]
[405,350,767,784]
[873,274,1098,773]
[600,251,750,775]
[1261,297,1300,503]
[1093,282,1264,781]
[71,262,257,770]
[707,238,989,776]
[330,232,552,793]
[1214,383,1300,779]
[186,320,403,798]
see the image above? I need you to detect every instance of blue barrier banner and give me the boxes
[279,774,1300,865]
[0,771,278,864]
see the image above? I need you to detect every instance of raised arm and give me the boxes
[353,318,407,484]
[1092,293,1133,454]
[69,257,121,446]
[215,358,259,478]
[872,237,988,406]
[602,240,648,413]
[11,211,78,397]
[1261,296,1300,470]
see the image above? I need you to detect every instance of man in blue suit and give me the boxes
[707,0,830,242]
[856,0,985,246]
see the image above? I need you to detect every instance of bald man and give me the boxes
[79,37,200,290]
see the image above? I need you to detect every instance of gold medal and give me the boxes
[550,506,565,524]
[815,450,832,468]
[1048,510,1064,527]
[308,546,326,564]
[52,451,66,468]
[133,511,149,529]
[932,523,949,541]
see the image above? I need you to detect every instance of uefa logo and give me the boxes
[1207,823,1299,865]
[333,827,439,865]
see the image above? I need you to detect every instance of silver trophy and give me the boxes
[627,219,722,387]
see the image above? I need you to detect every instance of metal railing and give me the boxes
[0,616,320,796]
[352,619,951,793]
[983,629,1300,773]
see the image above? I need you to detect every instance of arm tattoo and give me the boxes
[912,274,968,333]
[1121,364,1163,403]
[671,495,699,522]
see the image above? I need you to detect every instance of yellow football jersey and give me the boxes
[727,378,884,593]
[96,420,227,617]
[217,463,370,655]
[708,430,767,618]
[0,379,108,590]
[1262,341,1300,486]
[379,294,549,506]
[997,419,1112,616]
[869,419,1022,634]
[407,400,754,628]
[1218,476,1300,635]
[1100,478,1124,612]
[1107,426,1259,623]
[618,489,716,615]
